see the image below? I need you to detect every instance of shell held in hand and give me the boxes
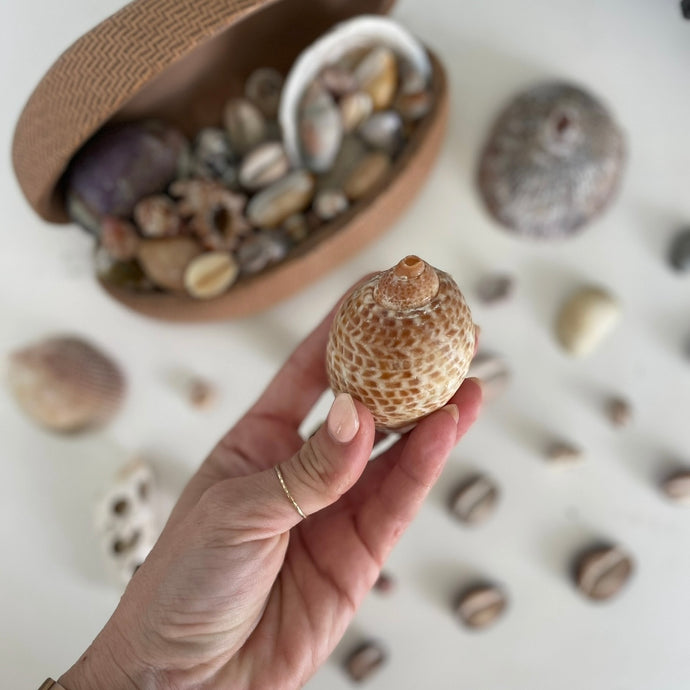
[6,336,125,432]
[326,256,475,431]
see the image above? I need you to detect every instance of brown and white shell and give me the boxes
[326,256,475,431]
[7,335,125,432]
[477,81,626,239]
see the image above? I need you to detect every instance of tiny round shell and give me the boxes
[477,82,625,239]
[326,256,475,431]
[7,336,125,432]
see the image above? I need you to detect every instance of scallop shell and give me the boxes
[279,16,431,169]
[477,82,625,239]
[326,256,475,431]
[7,336,125,432]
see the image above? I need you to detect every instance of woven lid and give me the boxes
[12,0,395,223]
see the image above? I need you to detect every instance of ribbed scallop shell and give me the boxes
[7,336,125,432]
[477,82,625,239]
[326,256,475,431]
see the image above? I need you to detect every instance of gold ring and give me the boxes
[275,465,307,520]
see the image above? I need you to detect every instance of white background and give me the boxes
[2,1,690,688]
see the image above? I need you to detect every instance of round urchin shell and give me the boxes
[326,256,475,431]
[477,82,626,239]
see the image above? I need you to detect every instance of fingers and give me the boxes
[202,394,376,539]
[353,378,483,562]
[248,273,377,431]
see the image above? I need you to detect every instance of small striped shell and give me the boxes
[477,82,625,239]
[7,336,125,432]
[326,256,475,431]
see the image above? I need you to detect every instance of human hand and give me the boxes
[59,295,482,690]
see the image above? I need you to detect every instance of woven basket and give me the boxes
[12,0,448,321]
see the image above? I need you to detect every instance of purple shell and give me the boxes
[477,82,626,239]
[64,120,188,235]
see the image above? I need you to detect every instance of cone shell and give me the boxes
[326,256,475,431]
[7,336,125,432]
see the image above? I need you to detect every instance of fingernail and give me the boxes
[327,393,360,444]
[443,404,459,423]
[467,376,484,394]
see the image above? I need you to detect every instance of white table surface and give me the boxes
[2,1,690,688]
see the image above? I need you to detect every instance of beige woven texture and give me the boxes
[12,0,265,221]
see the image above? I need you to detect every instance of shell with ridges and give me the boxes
[326,256,475,431]
[7,336,125,432]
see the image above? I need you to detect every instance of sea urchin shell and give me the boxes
[326,256,475,431]
[477,82,625,239]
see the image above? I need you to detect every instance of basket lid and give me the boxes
[12,0,395,223]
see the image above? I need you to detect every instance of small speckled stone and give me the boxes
[449,474,499,525]
[668,229,690,272]
[661,469,690,503]
[313,189,349,221]
[246,170,315,228]
[358,111,404,154]
[281,213,312,244]
[223,98,268,155]
[606,396,632,427]
[298,82,343,172]
[189,128,237,184]
[546,441,582,464]
[344,641,387,682]
[455,584,507,629]
[188,378,218,409]
[575,545,634,601]
[134,195,183,238]
[183,251,239,299]
[245,67,283,119]
[343,152,391,201]
[236,231,289,275]
[476,273,515,305]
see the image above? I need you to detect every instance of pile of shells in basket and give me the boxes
[66,39,434,300]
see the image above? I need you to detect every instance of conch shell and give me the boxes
[6,335,125,432]
[326,256,475,431]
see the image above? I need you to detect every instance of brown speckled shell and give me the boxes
[477,81,625,239]
[326,258,475,431]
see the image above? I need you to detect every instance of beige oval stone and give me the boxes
[137,237,203,291]
[343,152,391,201]
[184,251,239,299]
[355,47,398,110]
[556,286,620,357]
[247,170,315,228]
[339,91,374,133]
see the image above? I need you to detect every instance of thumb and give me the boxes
[210,393,375,536]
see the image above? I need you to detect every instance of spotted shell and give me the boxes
[7,336,125,432]
[477,82,625,239]
[326,256,475,431]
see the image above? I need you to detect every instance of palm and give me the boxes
[110,303,481,690]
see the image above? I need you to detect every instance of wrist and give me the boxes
[59,625,160,690]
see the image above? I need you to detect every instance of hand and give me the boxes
[60,297,482,690]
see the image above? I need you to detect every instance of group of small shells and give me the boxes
[66,29,433,300]
[339,79,690,683]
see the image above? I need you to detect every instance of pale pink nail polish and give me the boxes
[327,393,360,443]
[443,403,460,423]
